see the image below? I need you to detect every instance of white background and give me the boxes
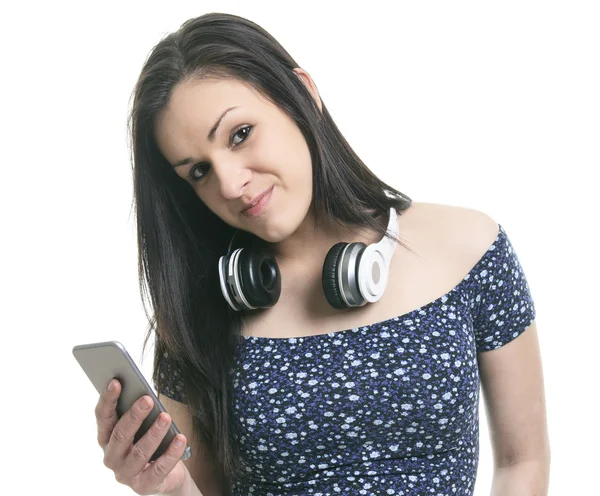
[1,1,598,494]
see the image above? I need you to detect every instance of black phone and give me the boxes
[72,340,192,461]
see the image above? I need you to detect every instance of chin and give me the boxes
[252,219,297,245]
[256,229,288,244]
[248,201,310,244]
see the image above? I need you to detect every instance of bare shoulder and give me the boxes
[406,200,500,266]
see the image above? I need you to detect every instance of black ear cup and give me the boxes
[322,242,367,309]
[237,249,281,309]
[322,243,348,309]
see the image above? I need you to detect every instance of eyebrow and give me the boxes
[172,105,240,168]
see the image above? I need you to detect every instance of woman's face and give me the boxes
[154,76,315,243]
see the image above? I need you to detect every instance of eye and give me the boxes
[190,163,210,181]
[231,125,252,146]
[189,125,253,182]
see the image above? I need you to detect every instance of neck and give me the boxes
[252,208,387,273]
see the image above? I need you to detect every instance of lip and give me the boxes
[242,186,273,217]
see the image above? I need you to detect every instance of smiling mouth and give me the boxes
[243,187,269,210]
[242,186,274,217]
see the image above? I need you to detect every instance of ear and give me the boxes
[293,67,323,112]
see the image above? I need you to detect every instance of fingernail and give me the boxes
[107,380,114,392]
[174,437,183,448]
[158,415,168,427]
[140,396,152,410]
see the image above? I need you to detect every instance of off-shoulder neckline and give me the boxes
[238,224,505,343]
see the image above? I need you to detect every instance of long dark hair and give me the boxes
[128,12,412,485]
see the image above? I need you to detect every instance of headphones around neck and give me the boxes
[218,201,400,312]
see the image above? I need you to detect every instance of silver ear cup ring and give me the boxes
[230,248,256,311]
[218,253,240,311]
[337,242,368,307]
[218,248,257,311]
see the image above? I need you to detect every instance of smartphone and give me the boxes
[72,340,192,461]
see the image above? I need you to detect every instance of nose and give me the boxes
[212,157,251,200]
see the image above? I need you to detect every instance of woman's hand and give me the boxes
[95,378,191,495]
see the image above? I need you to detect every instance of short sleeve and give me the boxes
[154,350,188,404]
[471,224,537,352]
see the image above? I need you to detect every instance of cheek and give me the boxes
[294,140,314,191]
[284,134,313,187]
[289,128,313,179]
[258,122,312,177]
[192,186,228,222]
[198,194,219,217]
[254,127,287,167]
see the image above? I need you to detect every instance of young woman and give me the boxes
[94,12,550,496]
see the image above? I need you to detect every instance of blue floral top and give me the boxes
[157,224,536,495]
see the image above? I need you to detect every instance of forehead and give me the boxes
[168,78,262,118]
[154,78,269,159]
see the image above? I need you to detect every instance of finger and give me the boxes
[122,412,174,477]
[104,395,154,462]
[95,379,121,448]
[138,435,188,493]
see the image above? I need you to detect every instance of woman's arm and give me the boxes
[478,320,551,495]
[159,394,230,496]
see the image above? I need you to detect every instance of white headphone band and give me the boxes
[372,206,399,261]
[354,206,399,303]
